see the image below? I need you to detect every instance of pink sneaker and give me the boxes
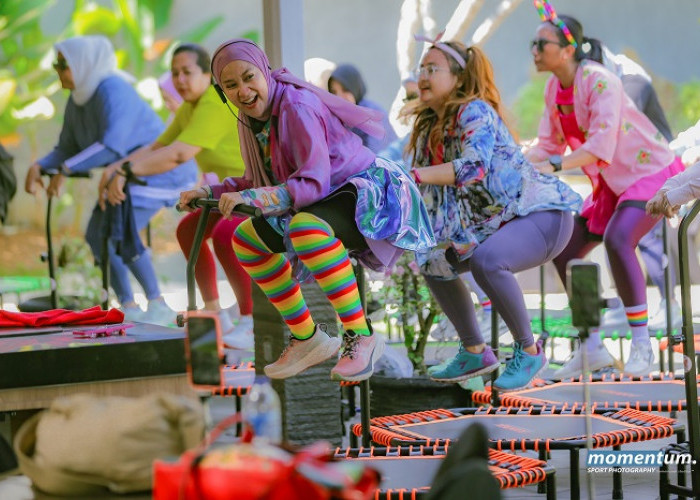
[330,331,385,382]
[264,325,341,379]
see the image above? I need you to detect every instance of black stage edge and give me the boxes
[0,323,186,389]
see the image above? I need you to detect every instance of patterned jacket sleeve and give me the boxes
[451,100,495,186]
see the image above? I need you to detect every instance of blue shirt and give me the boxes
[38,75,197,206]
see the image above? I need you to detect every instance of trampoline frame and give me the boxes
[661,197,700,497]
[472,373,695,413]
[353,406,683,500]
[333,444,556,499]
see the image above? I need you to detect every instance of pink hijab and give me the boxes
[211,38,384,187]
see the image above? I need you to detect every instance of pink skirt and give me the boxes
[581,156,684,235]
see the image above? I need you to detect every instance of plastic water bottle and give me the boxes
[243,375,282,444]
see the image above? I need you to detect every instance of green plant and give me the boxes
[511,73,548,141]
[371,254,440,374]
[56,236,103,308]
[667,79,700,135]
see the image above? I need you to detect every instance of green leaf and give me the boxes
[142,0,173,31]
[240,29,260,44]
[177,15,224,44]
[72,6,122,35]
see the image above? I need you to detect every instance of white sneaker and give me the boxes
[218,309,235,334]
[121,305,145,322]
[648,299,682,331]
[142,299,176,326]
[601,303,628,327]
[624,342,655,376]
[264,325,341,379]
[222,315,254,350]
[552,345,615,380]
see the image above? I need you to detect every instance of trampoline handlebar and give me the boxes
[175,198,262,218]
[40,167,91,178]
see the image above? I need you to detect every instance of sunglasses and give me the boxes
[52,59,69,71]
[530,38,566,53]
[402,93,419,104]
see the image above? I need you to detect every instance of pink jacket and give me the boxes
[532,60,674,196]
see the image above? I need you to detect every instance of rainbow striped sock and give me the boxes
[232,219,315,340]
[625,304,649,344]
[289,212,370,336]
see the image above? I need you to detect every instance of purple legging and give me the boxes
[553,205,661,307]
[424,210,574,349]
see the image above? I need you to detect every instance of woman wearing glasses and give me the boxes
[24,35,197,323]
[408,38,580,391]
[526,15,683,376]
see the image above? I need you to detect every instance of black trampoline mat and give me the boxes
[347,455,528,490]
[512,381,687,405]
[350,455,442,490]
[399,414,636,442]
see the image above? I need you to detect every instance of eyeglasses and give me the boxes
[402,93,418,103]
[416,65,450,79]
[530,38,566,53]
[52,60,69,71]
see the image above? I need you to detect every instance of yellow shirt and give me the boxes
[157,85,245,181]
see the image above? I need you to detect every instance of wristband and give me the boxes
[411,169,422,184]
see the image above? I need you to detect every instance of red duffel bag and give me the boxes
[153,415,380,500]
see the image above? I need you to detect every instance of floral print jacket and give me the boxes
[414,99,581,266]
[530,60,674,196]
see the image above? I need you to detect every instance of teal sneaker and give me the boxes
[493,342,547,392]
[429,345,499,383]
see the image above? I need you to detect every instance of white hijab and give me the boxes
[55,35,131,106]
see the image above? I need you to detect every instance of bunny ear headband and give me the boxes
[414,31,467,68]
[533,0,578,48]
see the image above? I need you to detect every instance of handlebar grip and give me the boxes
[39,168,92,178]
[232,204,262,218]
[175,199,262,218]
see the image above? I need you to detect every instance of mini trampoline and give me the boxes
[472,373,698,412]
[354,406,683,500]
[333,444,556,499]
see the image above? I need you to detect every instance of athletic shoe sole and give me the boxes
[429,361,500,384]
[552,354,616,380]
[264,337,341,379]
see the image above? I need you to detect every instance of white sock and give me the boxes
[625,303,649,345]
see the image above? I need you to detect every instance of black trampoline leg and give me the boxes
[235,395,242,437]
[546,472,557,500]
[612,445,623,499]
[538,449,547,494]
[570,449,580,500]
[660,462,670,500]
[360,379,371,447]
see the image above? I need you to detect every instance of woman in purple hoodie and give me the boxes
[178,39,434,382]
